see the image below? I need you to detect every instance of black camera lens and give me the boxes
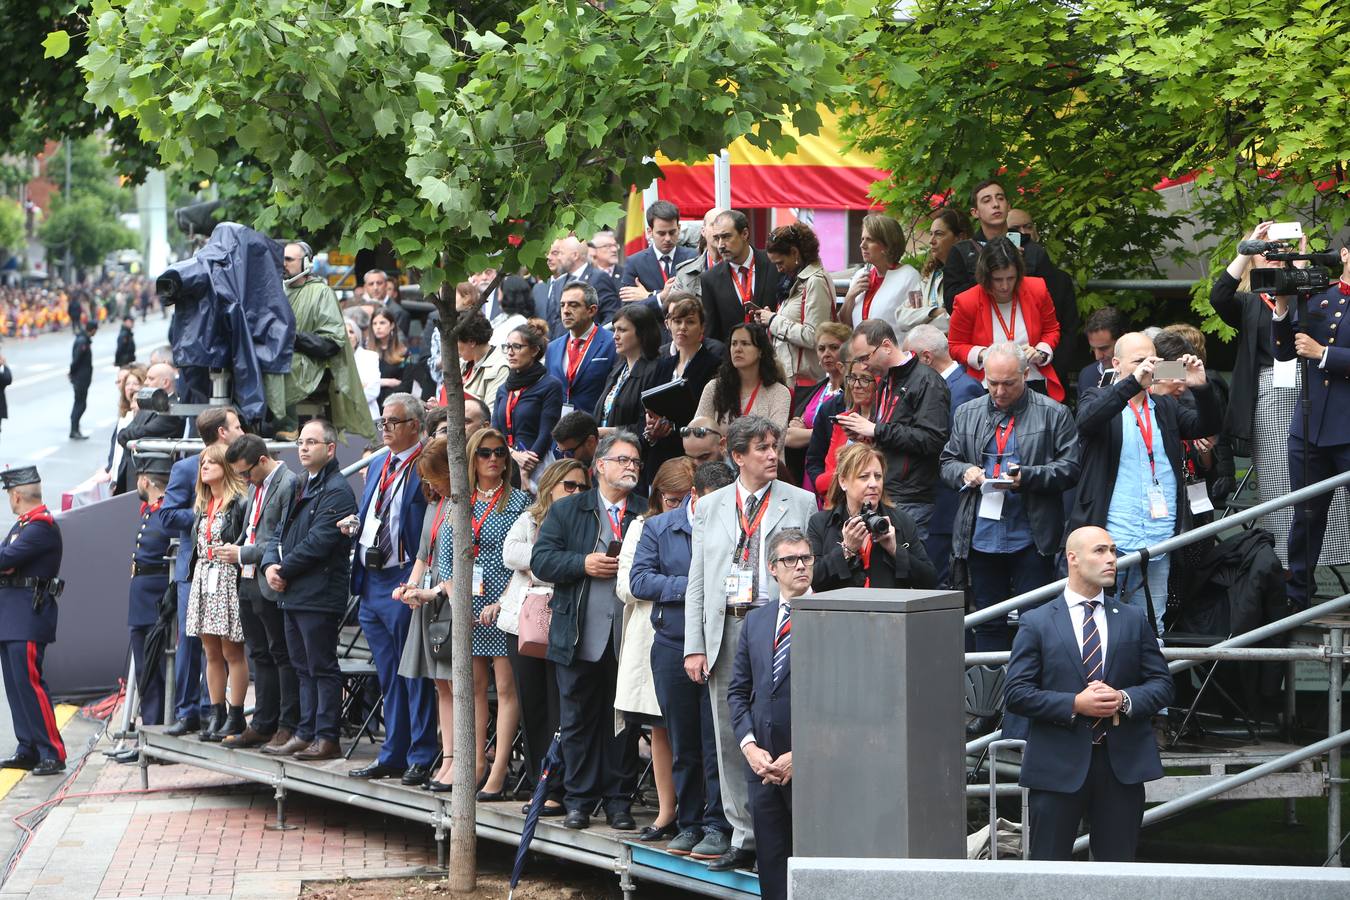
[858,502,890,536]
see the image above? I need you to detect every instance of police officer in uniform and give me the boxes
[1273,245,1350,609]
[0,467,66,775]
[127,453,174,727]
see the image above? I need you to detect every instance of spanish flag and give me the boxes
[623,186,647,257]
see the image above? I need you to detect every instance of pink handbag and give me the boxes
[517,587,553,659]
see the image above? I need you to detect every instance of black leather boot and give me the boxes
[199,704,227,742]
[165,716,200,737]
[217,705,246,741]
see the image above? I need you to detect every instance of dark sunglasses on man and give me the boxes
[680,426,721,439]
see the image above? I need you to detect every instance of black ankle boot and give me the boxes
[199,704,227,742]
[217,705,246,740]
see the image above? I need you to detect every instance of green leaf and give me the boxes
[373,107,398,136]
[43,29,70,59]
[544,121,567,155]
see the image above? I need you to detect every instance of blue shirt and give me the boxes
[971,420,1034,553]
[1106,394,1177,550]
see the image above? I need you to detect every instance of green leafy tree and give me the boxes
[73,0,873,886]
[40,194,138,270]
[0,197,25,261]
[845,0,1348,331]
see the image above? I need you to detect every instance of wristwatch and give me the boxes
[434,585,448,601]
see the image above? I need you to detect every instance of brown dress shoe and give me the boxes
[221,726,274,749]
[260,735,310,756]
[292,739,341,761]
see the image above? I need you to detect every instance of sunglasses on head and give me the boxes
[475,446,508,459]
[680,426,722,439]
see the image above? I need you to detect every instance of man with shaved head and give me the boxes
[1069,331,1221,633]
[671,207,728,303]
[114,361,186,493]
[1004,525,1173,861]
[536,234,620,337]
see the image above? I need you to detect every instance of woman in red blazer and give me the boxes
[948,237,1065,401]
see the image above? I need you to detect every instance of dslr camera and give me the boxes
[856,502,891,536]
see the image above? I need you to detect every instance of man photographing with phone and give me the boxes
[1071,333,1222,633]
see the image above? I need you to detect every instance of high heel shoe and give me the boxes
[476,788,507,802]
[638,820,680,842]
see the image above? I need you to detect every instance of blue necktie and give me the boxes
[773,602,791,685]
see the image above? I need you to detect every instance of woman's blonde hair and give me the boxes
[825,442,892,512]
[194,442,247,514]
[645,457,696,519]
[527,459,588,525]
[118,363,147,417]
[467,427,516,515]
[861,214,906,267]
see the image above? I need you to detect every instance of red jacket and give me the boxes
[949,276,1064,402]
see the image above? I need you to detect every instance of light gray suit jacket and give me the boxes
[238,462,300,604]
[684,479,818,672]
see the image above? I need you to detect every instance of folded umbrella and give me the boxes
[508,730,564,899]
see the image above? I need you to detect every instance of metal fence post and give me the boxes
[1329,627,1344,866]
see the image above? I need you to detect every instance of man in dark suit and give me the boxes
[544,283,616,418]
[905,324,985,586]
[1273,247,1350,610]
[0,467,66,776]
[589,230,623,285]
[262,419,359,761]
[620,200,698,316]
[345,393,434,784]
[1004,525,1173,861]
[220,434,300,751]
[533,241,569,335]
[1076,306,1128,402]
[701,210,778,344]
[727,527,813,900]
[538,235,621,337]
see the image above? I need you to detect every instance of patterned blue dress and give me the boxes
[436,489,530,657]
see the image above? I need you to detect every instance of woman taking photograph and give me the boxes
[693,322,791,431]
[804,357,877,502]
[595,304,662,437]
[185,442,249,742]
[949,237,1064,401]
[785,322,850,489]
[492,322,563,485]
[756,222,833,388]
[838,214,923,329]
[500,458,590,817]
[808,443,936,591]
[370,307,411,405]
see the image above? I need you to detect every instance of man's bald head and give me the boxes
[1112,332,1156,379]
[145,363,177,392]
[1065,526,1118,593]
[557,235,588,271]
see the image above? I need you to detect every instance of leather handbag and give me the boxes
[517,586,554,659]
[426,596,453,663]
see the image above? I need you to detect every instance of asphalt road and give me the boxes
[0,313,172,753]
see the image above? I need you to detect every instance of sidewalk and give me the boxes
[1,713,439,900]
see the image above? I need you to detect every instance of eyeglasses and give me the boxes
[661,494,685,508]
[474,446,508,459]
[555,444,578,459]
[560,479,588,493]
[235,461,259,479]
[680,426,722,439]
[500,342,527,353]
[601,455,641,469]
[374,416,416,431]
[772,554,815,569]
[295,439,331,448]
[846,375,874,385]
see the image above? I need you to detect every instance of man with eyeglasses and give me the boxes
[551,410,599,466]
[342,393,436,785]
[683,416,817,873]
[262,419,359,761]
[727,527,814,900]
[545,282,615,419]
[532,432,649,831]
[215,434,301,752]
[681,417,729,467]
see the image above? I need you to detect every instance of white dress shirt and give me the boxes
[1065,586,1108,661]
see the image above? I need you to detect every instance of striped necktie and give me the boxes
[1081,599,1106,743]
[773,602,791,686]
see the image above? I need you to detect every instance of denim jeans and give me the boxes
[1114,551,1169,636]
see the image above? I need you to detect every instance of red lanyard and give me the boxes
[736,486,772,563]
[377,445,422,499]
[859,534,873,589]
[1258,292,1276,312]
[993,416,1015,477]
[425,497,449,565]
[565,327,598,390]
[504,389,524,441]
[862,267,884,320]
[742,382,760,416]
[471,485,503,557]
[246,483,267,544]
[204,497,220,560]
[877,377,902,422]
[991,298,1019,341]
[605,500,628,541]
[1129,399,1158,481]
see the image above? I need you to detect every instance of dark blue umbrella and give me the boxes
[509,730,564,898]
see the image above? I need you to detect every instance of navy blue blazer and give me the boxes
[1272,285,1350,446]
[351,445,429,595]
[931,366,986,537]
[1077,360,1107,401]
[727,598,792,760]
[621,246,698,313]
[493,374,565,460]
[129,500,174,627]
[629,502,694,650]
[0,511,61,643]
[1004,594,1172,792]
[161,453,201,583]
[263,459,359,616]
[545,326,616,414]
[532,277,564,337]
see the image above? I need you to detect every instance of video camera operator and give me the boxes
[1270,238,1350,611]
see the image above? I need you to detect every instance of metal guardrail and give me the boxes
[124,438,379,478]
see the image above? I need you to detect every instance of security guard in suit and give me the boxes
[128,453,174,727]
[1272,247,1350,609]
[0,467,66,775]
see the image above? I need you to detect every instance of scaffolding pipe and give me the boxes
[966,467,1350,628]
[965,647,1334,667]
[1329,627,1344,866]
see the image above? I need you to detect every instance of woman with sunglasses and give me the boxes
[500,459,590,816]
[808,443,936,592]
[804,358,878,504]
[693,321,791,433]
[492,323,563,486]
